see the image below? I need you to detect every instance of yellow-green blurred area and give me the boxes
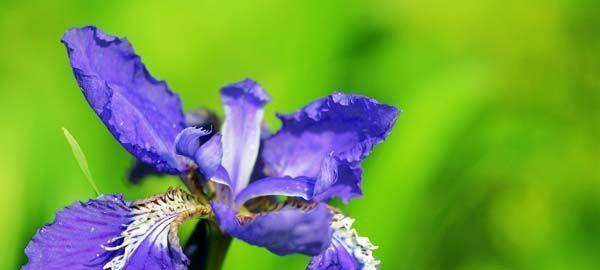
[1,0,599,269]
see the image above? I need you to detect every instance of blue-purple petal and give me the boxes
[262,93,399,202]
[212,202,333,256]
[234,176,314,206]
[23,189,200,270]
[307,214,380,270]
[311,155,363,203]
[62,26,186,174]
[306,239,358,270]
[248,122,272,183]
[220,79,270,196]
[175,128,231,189]
[128,108,220,184]
[23,195,130,270]
[174,127,212,159]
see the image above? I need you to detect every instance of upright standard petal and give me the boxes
[212,202,333,256]
[61,26,186,174]
[23,188,208,270]
[262,93,399,202]
[307,214,380,270]
[220,79,270,196]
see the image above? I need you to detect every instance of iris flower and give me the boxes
[23,26,399,270]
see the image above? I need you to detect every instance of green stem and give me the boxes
[185,220,232,270]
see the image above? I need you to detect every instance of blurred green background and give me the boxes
[1,0,599,269]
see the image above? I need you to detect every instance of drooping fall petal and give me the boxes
[62,26,186,174]
[23,188,207,270]
[307,214,380,270]
[262,93,399,202]
[212,202,333,256]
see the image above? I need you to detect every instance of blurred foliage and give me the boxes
[0,0,599,269]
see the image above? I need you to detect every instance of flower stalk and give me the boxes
[185,220,232,270]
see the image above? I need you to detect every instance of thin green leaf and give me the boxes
[61,127,100,196]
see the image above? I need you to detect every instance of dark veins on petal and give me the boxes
[262,92,400,202]
[23,189,203,270]
[61,26,186,174]
[23,195,130,270]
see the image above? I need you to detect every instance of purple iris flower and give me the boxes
[22,26,399,270]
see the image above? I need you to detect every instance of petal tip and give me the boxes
[61,26,122,50]
[221,78,271,105]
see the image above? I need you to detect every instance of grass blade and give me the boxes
[61,127,100,196]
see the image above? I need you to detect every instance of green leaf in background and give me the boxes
[61,127,100,197]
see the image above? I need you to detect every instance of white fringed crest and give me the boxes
[331,214,380,270]
[102,188,201,270]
